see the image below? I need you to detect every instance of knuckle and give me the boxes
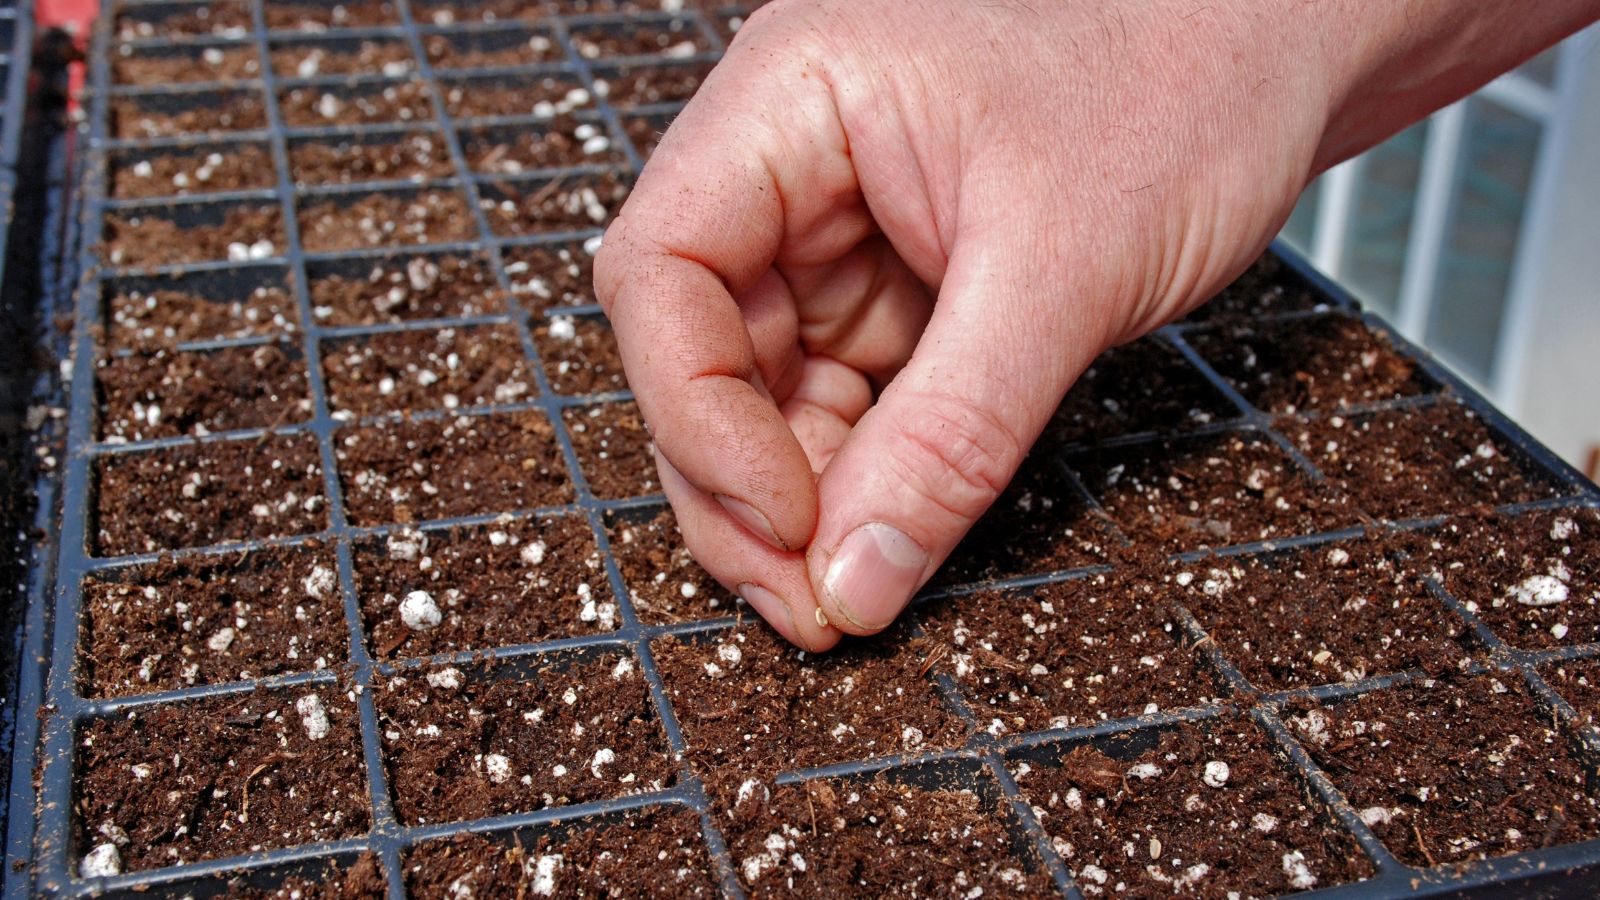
[881,393,1024,520]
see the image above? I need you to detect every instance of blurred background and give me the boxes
[1279,23,1600,480]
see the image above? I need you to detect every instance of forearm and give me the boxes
[1308,0,1600,172]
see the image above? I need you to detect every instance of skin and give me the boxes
[596,0,1600,651]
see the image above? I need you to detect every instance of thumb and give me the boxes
[806,239,1108,634]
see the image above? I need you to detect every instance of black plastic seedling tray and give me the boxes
[8,1,1600,897]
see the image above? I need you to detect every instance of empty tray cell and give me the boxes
[105,200,284,269]
[591,60,716,108]
[79,541,347,698]
[1291,676,1600,867]
[504,239,600,316]
[263,0,400,31]
[110,141,275,200]
[94,434,329,556]
[920,574,1221,731]
[479,171,630,236]
[570,17,711,60]
[532,312,626,395]
[1188,314,1434,416]
[441,71,593,120]
[115,1,253,41]
[606,505,738,624]
[622,108,676,161]
[412,0,546,26]
[1408,508,1600,649]
[1183,253,1329,324]
[323,324,533,417]
[422,26,561,70]
[719,764,1051,896]
[97,342,312,441]
[1012,717,1373,897]
[107,267,298,348]
[653,623,967,774]
[354,514,614,660]
[111,88,267,139]
[1172,540,1470,691]
[460,117,624,174]
[271,36,416,79]
[935,452,1109,587]
[376,654,674,826]
[279,78,433,127]
[1071,430,1350,554]
[74,688,369,874]
[307,252,505,326]
[563,400,657,499]
[290,129,453,186]
[112,41,261,86]
[1290,401,1562,521]
[1540,657,1600,729]
[405,806,714,897]
[297,187,476,252]
[1047,338,1235,446]
[335,410,573,526]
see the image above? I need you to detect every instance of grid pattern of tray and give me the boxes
[9,1,1600,897]
[0,0,36,302]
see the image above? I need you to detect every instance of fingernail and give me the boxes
[738,582,798,636]
[822,523,928,630]
[715,494,787,550]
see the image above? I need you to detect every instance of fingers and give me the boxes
[656,450,842,652]
[780,356,873,473]
[806,239,1108,635]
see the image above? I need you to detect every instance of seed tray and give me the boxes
[0,0,36,299]
[9,1,1600,897]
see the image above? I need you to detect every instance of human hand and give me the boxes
[596,0,1598,649]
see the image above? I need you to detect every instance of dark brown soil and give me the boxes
[1014,719,1374,898]
[919,574,1221,732]
[1184,254,1326,324]
[113,45,262,86]
[481,171,631,236]
[571,19,711,59]
[1407,508,1600,649]
[264,1,399,30]
[109,284,299,348]
[116,2,252,40]
[504,242,598,316]
[290,131,453,186]
[335,411,573,526]
[298,190,476,253]
[1048,338,1234,446]
[532,314,627,395]
[563,401,658,499]
[1541,658,1600,728]
[80,542,348,698]
[111,93,268,140]
[278,81,433,127]
[309,254,504,327]
[423,29,562,69]
[592,61,715,107]
[1171,539,1468,691]
[412,0,549,26]
[1292,676,1600,867]
[1071,430,1350,554]
[1189,314,1431,415]
[653,624,967,776]
[321,325,533,417]
[95,435,328,556]
[443,75,592,120]
[225,855,387,898]
[1291,402,1560,521]
[607,505,738,624]
[112,145,275,200]
[271,40,416,79]
[353,514,613,660]
[97,344,311,441]
[105,205,285,270]
[376,656,674,826]
[76,688,369,872]
[720,775,1050,897]
[460,118,625,174]
[404,809,716,898]
[935,452,1109,586]
[623,113,671,160]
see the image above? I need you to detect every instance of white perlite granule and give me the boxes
[1202,760,1231,788]
[296,694,330,740]
[427,667,463,690]
[304,564,337,598]
[80,843,121,878]
[530,854,562,896]
[401,590,443,630]
[484,753,512,784]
